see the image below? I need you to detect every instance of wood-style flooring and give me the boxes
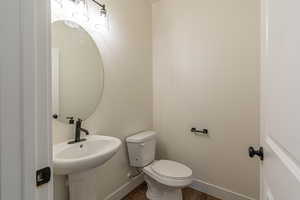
[122,183,222,200]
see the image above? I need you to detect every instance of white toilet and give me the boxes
[126,131,193,200]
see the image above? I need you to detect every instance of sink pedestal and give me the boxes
[69,168,97,200]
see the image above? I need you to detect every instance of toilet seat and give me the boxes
[143,160,193,187]
[151,160,192,180]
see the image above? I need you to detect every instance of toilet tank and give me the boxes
[126,131,157,167]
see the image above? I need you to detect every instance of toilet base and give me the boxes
[144,175,183,200]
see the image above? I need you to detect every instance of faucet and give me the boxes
[68,118,89,144]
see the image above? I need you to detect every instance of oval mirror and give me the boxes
[51,20,104,123]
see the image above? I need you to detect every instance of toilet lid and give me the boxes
[151,160,192,179]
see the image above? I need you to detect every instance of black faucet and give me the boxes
[68,118,89,144]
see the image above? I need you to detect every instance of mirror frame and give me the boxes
[51,8,106,123]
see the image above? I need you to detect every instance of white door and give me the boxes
[260,0,300,199]
[0,0,53,200]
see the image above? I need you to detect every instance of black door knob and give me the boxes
[248,146,264,161]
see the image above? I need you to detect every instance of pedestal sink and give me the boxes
[53,135,122,200]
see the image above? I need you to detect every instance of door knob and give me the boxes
[248,146,264,161]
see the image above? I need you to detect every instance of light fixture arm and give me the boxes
[91,0,107,16]
[91,0,105,10]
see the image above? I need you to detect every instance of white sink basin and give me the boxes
[53,135,122,175]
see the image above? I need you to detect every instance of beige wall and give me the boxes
[152,0,260,199]
[53,0,153,199]
[54,0,260,199]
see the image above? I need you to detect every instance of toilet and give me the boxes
[126,131,193,200]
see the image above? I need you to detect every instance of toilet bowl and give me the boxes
[143,160,193,200]
[126,131,193,200]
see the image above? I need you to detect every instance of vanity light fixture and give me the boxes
[52,0,109,31]
[71,0,107,17]
[54,0,63,7]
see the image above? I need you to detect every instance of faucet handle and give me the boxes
[66,116,74,124]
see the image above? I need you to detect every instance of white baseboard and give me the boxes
[190,179,256,200]
[103,174,144,200]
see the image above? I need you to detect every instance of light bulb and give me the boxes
[72,0,89,22]
[52,0,63,9]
